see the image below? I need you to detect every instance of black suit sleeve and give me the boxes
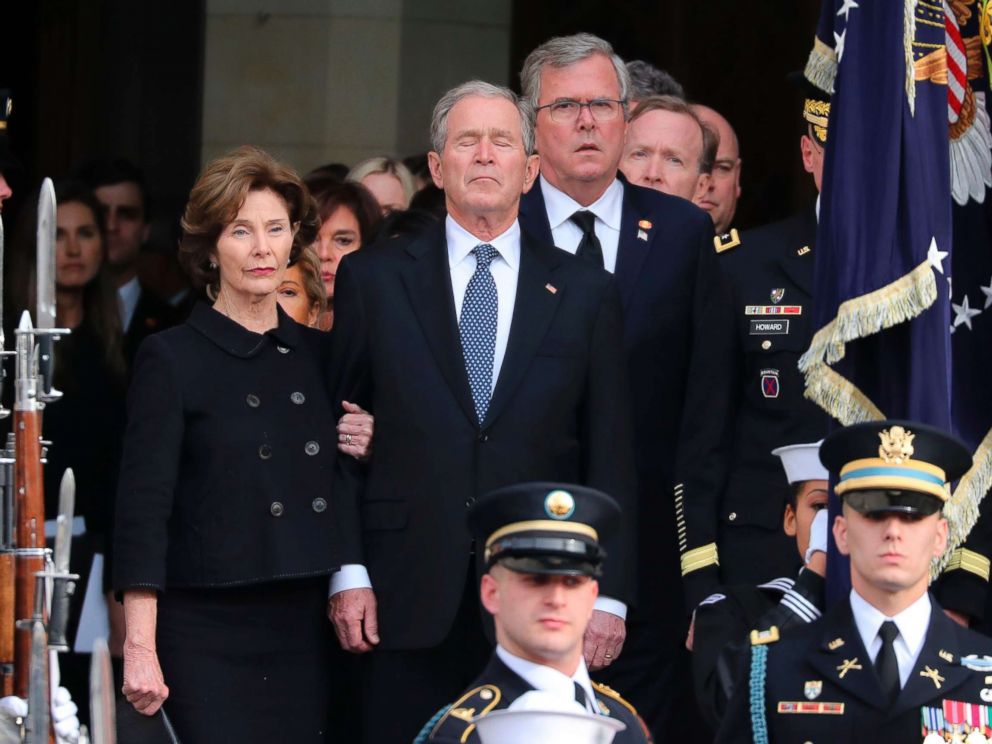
[713,644,756,744]
[580,278,638,605]
[675,226,738,610]
[113,336,185,593]
[328,256,372,566]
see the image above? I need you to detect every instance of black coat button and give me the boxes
[291,392,305,405]
[478,432,489,442]
[259,444,272,459]
[246,394,260,408]
[465,497,475,507]
[270,501,284,517]
[305,441,320,456]
[312,497,327,513]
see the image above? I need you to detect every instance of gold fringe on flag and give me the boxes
[804,36,838,95]
[933,428,992,578]
[905,0,918,116]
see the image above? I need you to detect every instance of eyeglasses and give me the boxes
[535,99,626,123]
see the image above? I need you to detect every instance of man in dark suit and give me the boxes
[328,79,637,743]
[421,483,650,744]
[75,158,177,365]
[516,33,735,738]
[718,421,992,744]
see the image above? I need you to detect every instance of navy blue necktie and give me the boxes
[459,244,499,424]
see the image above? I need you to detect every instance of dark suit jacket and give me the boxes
[114,303,341,592]
[424,653,652,743]
[123,285,180,367]
[717,595,992,744]
[519,177,735,620]
[330,221,636,649]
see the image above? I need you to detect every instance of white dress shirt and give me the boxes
[540,175,624,274]
[496,644,598,714]
[850,589,931,688]
[330,215,626,617]
[118,275,141,332]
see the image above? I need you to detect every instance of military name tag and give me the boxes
[750,319,790,335]
[777,701,844,715]
[745,305,802,316]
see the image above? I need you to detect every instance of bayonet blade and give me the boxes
[24,618,49,744]
[89,638,116,744]
[53,469,75,574]
[35,178,56,331]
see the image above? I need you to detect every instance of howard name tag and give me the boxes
[777,701,844,715]
[750,319,790,335]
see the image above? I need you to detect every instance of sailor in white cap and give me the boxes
[691,440,829,731]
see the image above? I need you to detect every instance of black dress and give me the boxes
[114,303,342,743]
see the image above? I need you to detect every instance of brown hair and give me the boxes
[179,146,318,293]
[305,179,382,247]
[629,95,713,174]
[289,245,327,317]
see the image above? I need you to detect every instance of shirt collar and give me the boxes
[495,644,594,707]
[118,275,141,303]
[849,588,931,656]
[445,215,521,271]
[539,175,624,232]
[186,301,301,358]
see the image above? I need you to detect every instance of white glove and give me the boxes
[0,696,27,744]
[804,508,829,565]
[52,686,81,744]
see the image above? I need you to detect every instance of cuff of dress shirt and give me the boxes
[329,564,373,597]
[594,596,627,620]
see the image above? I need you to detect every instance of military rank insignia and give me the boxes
[921,701,992,742]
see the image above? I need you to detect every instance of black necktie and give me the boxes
[569,210,604,268]
[874,620,900,702]
[573,681,591,712]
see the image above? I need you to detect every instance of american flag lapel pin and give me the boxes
[545,283,557,294]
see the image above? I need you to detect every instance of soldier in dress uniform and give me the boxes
[717,420,992,744]
[679,79,833,613]
[418,483,652,744]
[692,440,829,731]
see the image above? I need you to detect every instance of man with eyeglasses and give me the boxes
[517,32,737,741]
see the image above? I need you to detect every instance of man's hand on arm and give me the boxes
[583,609,626,671]
[328,565,380,652]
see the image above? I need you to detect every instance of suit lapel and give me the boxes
[893,604,970,715]
[613,178,655,309]
[399,224,478,426]
[484,233,563,428]
[518,180,555,246]
[807,601,888,710]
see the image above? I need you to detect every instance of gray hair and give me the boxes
[520,33,631,117]
[626,60,684,100]
[430,80,536,156]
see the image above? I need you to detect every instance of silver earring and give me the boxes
[209,261,217,269]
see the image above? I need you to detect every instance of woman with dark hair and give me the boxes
[114,146,371,742]
[303,178,380,329]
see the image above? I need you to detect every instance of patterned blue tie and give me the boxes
[459,243,499,424]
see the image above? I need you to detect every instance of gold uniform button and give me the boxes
[729,512,737,521]
[761,340,772,350]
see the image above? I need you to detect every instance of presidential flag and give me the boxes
[800,0,992,600]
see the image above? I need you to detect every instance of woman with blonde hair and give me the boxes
[346,155,416,215]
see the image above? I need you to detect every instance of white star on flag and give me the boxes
[927,237,949,274]
[981,276,992,309]
[952,294,982,331]
[834,28,847,62]
[836,0,859,21]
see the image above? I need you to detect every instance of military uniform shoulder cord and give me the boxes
[749,644,770,744]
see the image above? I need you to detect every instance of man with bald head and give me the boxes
[691,104,741,235]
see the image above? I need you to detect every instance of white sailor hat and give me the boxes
[771,441,828,485]
[473,690,626,743]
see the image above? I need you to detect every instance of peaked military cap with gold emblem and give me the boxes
[820,420,972,516]
[788,71,831,145]
[467,483,620,578]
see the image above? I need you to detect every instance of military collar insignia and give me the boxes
[797,245,812,256]
[597,699,610,716]
[939,649,954,663]
[750,626,780,646]
[828,637,845,651]
[713,228,741,253]
[836,658,862,678]
[919,666,945,689]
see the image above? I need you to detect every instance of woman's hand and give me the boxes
[121,590,169,716]
[122,640,169,716]
[337,401,374,461]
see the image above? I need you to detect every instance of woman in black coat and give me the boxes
[113,146,372,743]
